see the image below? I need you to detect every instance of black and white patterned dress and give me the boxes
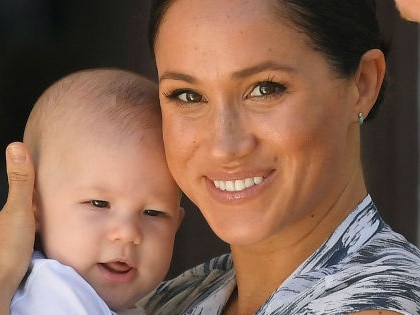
[139,195,420,315]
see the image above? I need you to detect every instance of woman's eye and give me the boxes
[90,200,110,208]
[249,81,285,97]
[144,209,163,217]
[180,91,202,102]
[168,90,203,103]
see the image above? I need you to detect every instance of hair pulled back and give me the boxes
[148,0,388,120]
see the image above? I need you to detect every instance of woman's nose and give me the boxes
[209,104,257,161]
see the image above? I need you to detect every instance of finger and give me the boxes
[0,143,35,306]
[4,142,35,215]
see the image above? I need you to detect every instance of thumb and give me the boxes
[0,142,35,308]
[4,142,35,215]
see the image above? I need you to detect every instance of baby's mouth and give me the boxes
[99,261,133,274]
[98,260,137,283]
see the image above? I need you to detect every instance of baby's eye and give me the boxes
[90,200,110,208]
[144,209,164,217]
[249,81,286,97]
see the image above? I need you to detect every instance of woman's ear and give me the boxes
[353,49,386,119]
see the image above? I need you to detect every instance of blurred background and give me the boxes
[0,0,418,279]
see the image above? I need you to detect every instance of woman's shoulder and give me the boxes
[355,221,420,266]
[255,226,420,314]
[306,225,420,314]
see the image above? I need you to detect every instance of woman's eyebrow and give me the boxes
[159,61,295,83]
[232,61,295,79]
[159,72,197,83]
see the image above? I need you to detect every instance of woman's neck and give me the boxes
[224,184,367,315]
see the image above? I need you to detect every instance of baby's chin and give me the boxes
[103,292,143,313]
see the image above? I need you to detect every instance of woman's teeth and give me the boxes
[213,176,263,192]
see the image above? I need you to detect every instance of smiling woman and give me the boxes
[0,1,420,315]
[155,0,382,247]
[141,0,420,314]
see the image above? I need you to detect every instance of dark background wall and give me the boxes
[0,0,417,279]
[363,2,419,247]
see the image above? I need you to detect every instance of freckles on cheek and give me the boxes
[269,122,320,152]
[169,124,199,152]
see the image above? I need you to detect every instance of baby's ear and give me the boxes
[177,207,185,229]
[33,188,45,252]
[32,188,41,232]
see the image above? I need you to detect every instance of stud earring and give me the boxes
[358,112,364,125]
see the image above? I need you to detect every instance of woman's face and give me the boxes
[155,0,361,246]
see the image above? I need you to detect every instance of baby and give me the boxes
[10,68,183,314]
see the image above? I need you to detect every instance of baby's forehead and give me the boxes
[40,118,164,170]
[46,80,159,127]
[34,99,161,165]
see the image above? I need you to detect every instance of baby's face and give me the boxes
[34,125,182,311]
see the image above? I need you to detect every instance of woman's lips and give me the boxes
[207,171,274,203]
